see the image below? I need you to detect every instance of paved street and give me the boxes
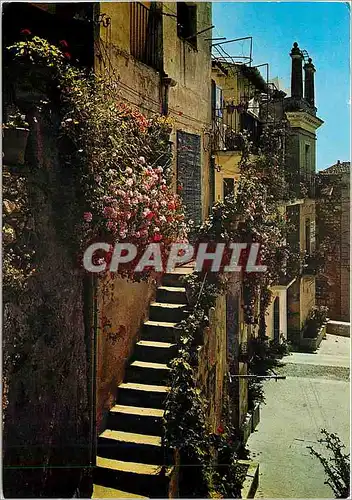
[248,335,350,498]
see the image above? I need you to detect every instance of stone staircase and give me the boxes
[93,266,193,499]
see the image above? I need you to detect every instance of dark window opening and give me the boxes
[223,178,235,199]
[177,2,197,49]
[305,218,311,254]
[130,2,163,71]
[305,143,311,175]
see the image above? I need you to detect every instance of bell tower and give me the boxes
[285,42,324,346]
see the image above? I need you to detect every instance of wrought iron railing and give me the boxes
[286,173,316,199]
[301,252,322,276]
[212,106,262,152]
[130,2,163,72]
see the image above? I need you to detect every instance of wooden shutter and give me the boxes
[176,131,202,225]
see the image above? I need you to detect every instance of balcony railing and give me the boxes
[130,2,163,72]
[212,108,262,153]
[301,253,322,276]
[286,173,316,199]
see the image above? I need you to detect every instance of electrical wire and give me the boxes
[96,37,212,128]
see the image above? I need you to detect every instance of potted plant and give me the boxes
[2,111,30,166]
[300,305,329,351]
[7,32,70,104]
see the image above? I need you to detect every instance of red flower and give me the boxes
[59,40,69,48]
[63,52,71,60]
[20,29,31,35]
[167,201,176,211]
[146,211,154,220]
[153,233,162,242]
[177,184,183,192]
[217,424,225,434]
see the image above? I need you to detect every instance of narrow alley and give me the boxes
[248,334,350,498]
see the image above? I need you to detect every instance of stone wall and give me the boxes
[340,175,350,320]
[317,170,350,321]
[3,109,92,498]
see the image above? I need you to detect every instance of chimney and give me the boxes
[304,57,316,106]
[290,42,303,99]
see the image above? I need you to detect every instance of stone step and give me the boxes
[93,483,149,498]
[162,268,193,287]
[117,382,169,410]
[134,340,176,364]
[125,360,171,386]
[156,286,187,305]
[107,404,164,436]
[94,457,171,498]
[149,302,187,323]
[142,320,179,343]
[97,430,170,465]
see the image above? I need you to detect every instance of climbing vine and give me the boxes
[163,273,247,498]
[195,124,301,330]
[6,33,188,285]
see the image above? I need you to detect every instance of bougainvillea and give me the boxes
[195,124,300,327]
[7,34,188,281]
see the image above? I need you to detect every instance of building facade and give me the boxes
[317,161,350,321]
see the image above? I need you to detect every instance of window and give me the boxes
[304,143,311,175]
[273,296,280,343]
[211,80,223,119]
[130,2,162,71]
[223,178,235,199]
[305,218,311,254]
[177,2,197,48]
[177,131,202,225]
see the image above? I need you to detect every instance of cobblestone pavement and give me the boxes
[247,335,350,498]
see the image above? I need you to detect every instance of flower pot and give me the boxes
[2,127,30,166]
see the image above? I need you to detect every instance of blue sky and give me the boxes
[212,2,350,171]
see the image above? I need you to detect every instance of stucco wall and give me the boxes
[98,2,212,219]
[215,151,241,201]
[94,2,213,426]
[197,295,227,432]
[96,276,157,432]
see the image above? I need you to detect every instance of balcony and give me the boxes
[212,107,263,153]
[286,172,316,200]
[301,253,322,277]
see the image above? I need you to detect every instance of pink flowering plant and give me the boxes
[7,34,188,280]
[56,66,187,279]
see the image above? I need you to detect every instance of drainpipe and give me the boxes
[83,273,98,494]
[290,42,303,99]
[303,58,315,107]
[161,76,177,116]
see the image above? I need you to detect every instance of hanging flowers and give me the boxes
[7,34,189,281]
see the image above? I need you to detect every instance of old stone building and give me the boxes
[3,2,219,499]
[317,160,350,321]
[2,3,328,498]
[93,0,213,438]
[273,43,324,346]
